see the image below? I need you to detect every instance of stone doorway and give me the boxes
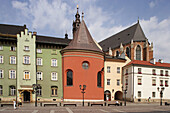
[104,90,111,101]
[23,90,30,102]
[114,91,123,100]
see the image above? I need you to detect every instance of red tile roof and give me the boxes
[125,60,170,68]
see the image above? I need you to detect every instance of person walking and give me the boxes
[13,99,17,110]
[18,98,22,107]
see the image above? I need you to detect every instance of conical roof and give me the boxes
[63,20,103,53]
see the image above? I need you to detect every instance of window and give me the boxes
[160,70,164,76]
[165,71,169,76]
[37,49,42,53]
[0,56,3,63]
[10,56,16,64]
[97,72,102,87]
[117,79,120,86]
[138,68,142,74]
[82,61,89,69]
[107,66,110,73]
[165,80,168,87]
[117,67,120,73]
[138,91,141,97]
[23,56,30,64]
[107,79,110,85]
[24,71,30,79]
[125,79,128,85]
[37,86,42,96]
[0,85,2,96]
[116,51,119,57]
[37,72,43,80]
[136,45,141,60]
[67,70,73,86]
[152,69,156,75]
[51,86,58,96]
[138,78,142,85]
[0,70,3,78]
[37,58,42,65]
[152,92,155,97]
[10,86,16,96]
[125,69,128,75]
[51,49,57,55]
[0,46,3,50]
[126,47,130,58]
[51,59,57,67]
[24,46,29,51]
[51,72,58,81]
[11,46,16,51]
[9,70,16,79]
[160,80,163,86]
[152,79,156,86]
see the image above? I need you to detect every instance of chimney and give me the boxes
[33,31,37,36]
[158,59,163,63]
[150,58,156,64]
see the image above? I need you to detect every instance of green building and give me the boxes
[0,24,70,102]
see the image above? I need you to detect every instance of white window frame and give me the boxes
[51,59,57,67]
[152,92,156,98]
[117,79,120,86]
[37,49,42,53]
[0,46,3,50]
[0,56,3,63]
[24,46,29,51]
[138,91,141,97]
[0,70,3,78]
[23,56,30,64]
[117,67,120,73]
[107,66,110,73]
[37,72,43,80]
[10,46,16,51]
[51,72,58,81]
[0,85,2,96]
[10,86,16,96]
[37,87,42,96]
[10,56,16,64]
[107,79,110,85]
[37,58,43,65]
[24,71,30,79]
[9,70,16,79]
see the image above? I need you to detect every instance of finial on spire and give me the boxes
[77,5,79,9]
[82,12,84,20]
[138,17,139,23]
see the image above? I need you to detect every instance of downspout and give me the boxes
[133,64,134,102]
[16,40,18,106]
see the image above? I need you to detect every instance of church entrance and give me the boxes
[104,90,111,101]
[23,91,30,102]
[114,91,123,100]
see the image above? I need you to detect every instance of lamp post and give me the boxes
[122,85,127,106]
[79,85,86,106]
[32,84,40,107]
[157,87,165,106]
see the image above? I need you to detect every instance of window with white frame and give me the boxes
[37,49,42,53]
[160,70,164,76]
[10,86,15,96]
[107,79,110,85]
[24,71,30,79]
[0,70,3,78]
[117,67,120,73]
[37,86,42,96]
[0,85,2,96]
[51,86,58,96]
[0,56,3,63]
[0,46,3,50]
[125,69,128,75]
[24,46,29,51]
[152,92,155,97]
[37,58,42,65]
[51,49,57,55]
[138,68,142,74]
[117,79,120,86]
[23,56,30,64]
[51,59,57,67]
[10,46,16,51]
[152,79,156,86]
[138,91,141,97]
[160,80,163,86]
[10,56,16,64]
[37,72,43,80]
[152,69,156,75]
[107,66,110,73]
[165,71,169,76]
[165,80,168,87]
[51,72,58,80]
[9,70,16,79]
[138,78,142,85]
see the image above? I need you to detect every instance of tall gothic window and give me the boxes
[97,72,102,87]
[136,45,141,60]
[67,70,73,86]
[126,47,130,58]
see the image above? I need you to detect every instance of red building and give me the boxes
[61,8,104,101]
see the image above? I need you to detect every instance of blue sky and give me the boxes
[0,0,170,62]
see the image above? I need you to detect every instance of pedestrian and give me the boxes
[13,99,17,110]
[148,97,151,104]
[18,98,22,107]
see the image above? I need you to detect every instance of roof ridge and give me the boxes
[0,23,25,28]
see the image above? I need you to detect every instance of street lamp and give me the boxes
[32,84,41,107]
[122,85,127,106]
[79,85,86,106]
[157,87,165,106]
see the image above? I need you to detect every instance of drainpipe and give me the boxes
[16,41,18,107]
[133,64,134,102]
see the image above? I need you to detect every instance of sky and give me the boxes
[0,0,170,63]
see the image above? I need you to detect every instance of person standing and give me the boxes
[13,99,17,110]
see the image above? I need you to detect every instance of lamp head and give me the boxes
[83,85,86,89]
[79,85,82,89]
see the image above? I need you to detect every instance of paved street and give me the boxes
[1,103,170,113]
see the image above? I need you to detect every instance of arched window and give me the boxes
[126,47,131,58]
[67,70,73,86]
[51,86,58,96]
[37,86,42,96]
[9,86,15,96]
[116,51,119,57]
[97,72,102,87]
[136,45,141,60]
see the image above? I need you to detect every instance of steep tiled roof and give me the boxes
[125,60,170,68]
[63,20,103,53]
[99,22,147,51]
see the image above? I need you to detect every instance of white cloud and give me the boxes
[149,1,156,8]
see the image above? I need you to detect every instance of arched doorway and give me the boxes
[114,91,123,100]
[104,90,111,101]
[23,90,30,102]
